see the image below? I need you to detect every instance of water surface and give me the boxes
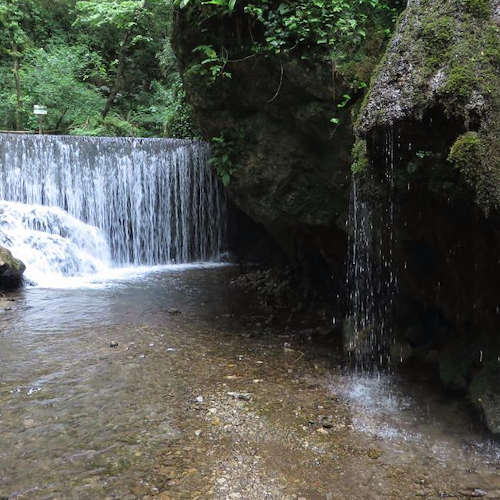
[1,267,500,500]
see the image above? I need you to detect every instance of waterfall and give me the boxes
[346,131,398,365]
[0,134,226,284]
[0,201,112,285]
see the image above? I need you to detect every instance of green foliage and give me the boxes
[337,93,352,108]
[75,0,150,30]
[209,133,242,185]
[176,0,401,88]
[70,113,138,136]
[0,0,194,137]
[0,0,28,44]
[415,150,432,159]
[175,0,236,15]
[142,78,197,138]
[243,0,397,59]
[178,0,400,54]
[190,44,232,80]
[203,0,237,14]
[463,0,490,18]
[351,139,368,175]
[23,44,105,131]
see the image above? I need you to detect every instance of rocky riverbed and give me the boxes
[1,266,500,500]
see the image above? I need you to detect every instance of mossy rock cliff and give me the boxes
[358,0,500,430]
[358,0,500,211]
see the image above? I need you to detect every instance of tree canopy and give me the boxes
[0,0,195,137]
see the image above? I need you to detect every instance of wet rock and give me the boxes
[0,245,25,289]
[470,361,500,435]
[459,489,488,497]
[356,0,500,425]
[471,490,488,498]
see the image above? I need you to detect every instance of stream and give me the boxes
[1,265,500,500]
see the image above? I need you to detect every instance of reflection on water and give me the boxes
[1,267,500,499]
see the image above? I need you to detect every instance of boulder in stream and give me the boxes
[0,245,25,289]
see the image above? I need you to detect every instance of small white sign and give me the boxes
[33,105,48,116]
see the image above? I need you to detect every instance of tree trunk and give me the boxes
[101,30,132,119]
[11,42,23,131]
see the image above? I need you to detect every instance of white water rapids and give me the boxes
[0,134,226,286]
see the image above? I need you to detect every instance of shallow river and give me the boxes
[1,266,500,500]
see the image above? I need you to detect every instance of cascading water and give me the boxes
[0,134,226,285]
[0,201,112,285]
[346,130,398,365]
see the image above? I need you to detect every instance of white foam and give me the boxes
[34,262,231,290]
[0,200,112,286]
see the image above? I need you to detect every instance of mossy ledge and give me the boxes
[358,0,500,213]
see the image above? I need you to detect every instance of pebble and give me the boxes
[131,484,148,496]
[157,493,172,500]
[227,392,252,401]
[367,449,382,460]
[467,489,488,497]
[23,418,36,428]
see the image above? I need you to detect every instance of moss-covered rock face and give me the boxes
[0,245,25,289]
[356,0,500,423]
[172,0,393,270]
[359,0,500,212]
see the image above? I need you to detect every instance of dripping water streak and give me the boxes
[346,129,399,366]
